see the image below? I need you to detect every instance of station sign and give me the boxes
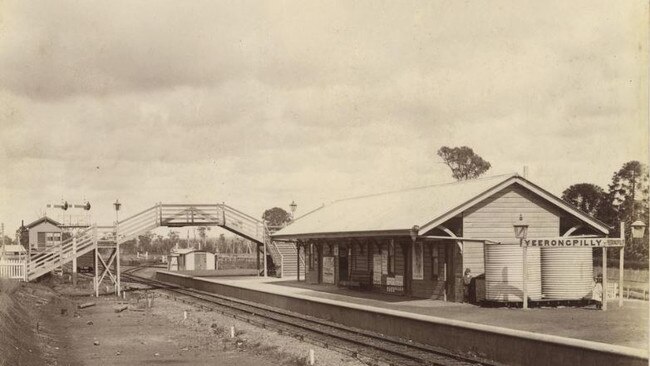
[521,237,624,248]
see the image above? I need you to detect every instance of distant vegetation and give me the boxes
[120,230,256,255]
[562,160,649,267]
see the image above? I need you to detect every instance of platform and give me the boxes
[156,271,648,366]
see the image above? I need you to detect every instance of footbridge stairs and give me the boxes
[23,203,302,292]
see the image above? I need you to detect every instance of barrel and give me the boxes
[541,248,593,300]
[484,244,542,302]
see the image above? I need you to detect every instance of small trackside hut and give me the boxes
[271,174,610,303]
[167,248,216,271]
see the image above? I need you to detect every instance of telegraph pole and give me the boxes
[114,199,121,296]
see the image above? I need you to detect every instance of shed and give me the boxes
[1,244,27,259]
[168,249,216,271]
[24,217,63,253]
[272,174,610,303]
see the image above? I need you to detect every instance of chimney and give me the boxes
[523,166,529,179]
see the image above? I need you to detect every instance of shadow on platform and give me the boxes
[267,280,431,304]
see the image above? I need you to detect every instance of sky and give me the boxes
[0,1,648,235]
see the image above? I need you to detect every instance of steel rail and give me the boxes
[121,267,492,366]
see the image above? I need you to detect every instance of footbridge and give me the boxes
[24,203,303,294]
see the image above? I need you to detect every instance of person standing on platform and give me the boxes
[463,268,473,303]
[592,275,603,309]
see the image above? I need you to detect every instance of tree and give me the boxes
[137,232,154,253]
[605,161,649,263]
[217,233,226,253]
[1,235,14,246]
[437,146,491,181]
[197,226,209,242]
[16,225,29,248]
[262,207,292,228]
[561,183,608,218]
[167,230,180,248]
[608,161,649,219]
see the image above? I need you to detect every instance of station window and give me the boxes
[309,243,314,270]
[38,232,61,249]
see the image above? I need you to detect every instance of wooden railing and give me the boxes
[264,222,305,277]
[114,204,265,244]
[262,223,284,277]
[23,202,299,281]
[0,258,26,280]
[27,225,98,281]
[115,205,160,244]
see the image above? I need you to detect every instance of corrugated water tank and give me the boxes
[541,248,593,300]
[485,244,542,302]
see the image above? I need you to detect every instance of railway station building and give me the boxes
[272,174,610,303]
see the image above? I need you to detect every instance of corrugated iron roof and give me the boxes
[2,245,27,253]
[25,216,61,229]
[171,248,194,255]
[272,173,611,239]
[273,174,517,238]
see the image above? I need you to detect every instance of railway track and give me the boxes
[121,266,496,366]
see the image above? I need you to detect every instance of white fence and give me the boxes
[0,258,27,280]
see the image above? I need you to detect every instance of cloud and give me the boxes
[0,0,647,229]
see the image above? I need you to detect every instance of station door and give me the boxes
[195,253,206,270]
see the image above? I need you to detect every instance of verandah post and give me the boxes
[256,243,261,276]
[602,246,608,311]
[522,242,528,309]
[263,240,268,277]
[297,242,301,282]
[619,221,625,308]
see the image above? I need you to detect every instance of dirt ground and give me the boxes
[1,274,365,366]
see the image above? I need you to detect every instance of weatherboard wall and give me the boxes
[28,221,62,251]
[462,184,562,276]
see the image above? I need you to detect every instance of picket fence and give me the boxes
[0,258,27,280]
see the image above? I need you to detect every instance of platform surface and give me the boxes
[171,274,649,350]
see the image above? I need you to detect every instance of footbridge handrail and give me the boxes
[27,224,98,281]
[263,222,284,277]
[24,202,301,282]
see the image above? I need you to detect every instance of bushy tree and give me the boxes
[137,232,154,253]
[437,146,491,181]
[561,183,608,218]
[167,230,180,247]
[197,226,210,249]
[605,161,649,263]
[262,207,292,228]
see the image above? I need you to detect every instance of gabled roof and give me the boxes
[2,245,27,253]
[272,174,610,240]
[170,248,213,255]
[25,216,61,229]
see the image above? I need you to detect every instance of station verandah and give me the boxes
[272,174,613,304]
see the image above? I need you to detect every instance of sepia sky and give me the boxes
[0,1,648,232]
